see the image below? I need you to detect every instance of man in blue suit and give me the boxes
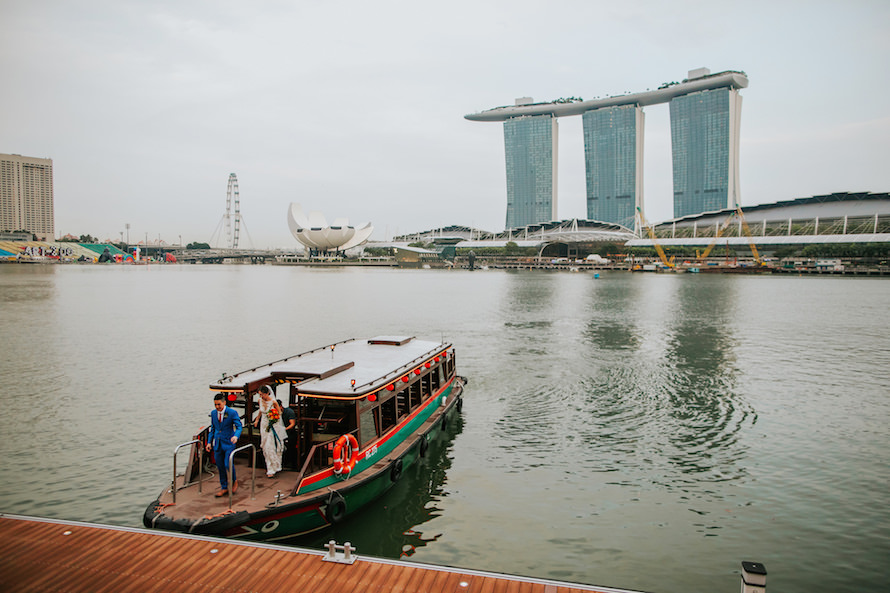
[206,393,243,497]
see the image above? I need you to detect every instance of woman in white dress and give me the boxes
[254,386,287,477]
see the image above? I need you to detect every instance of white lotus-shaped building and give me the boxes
[287,203,374,252]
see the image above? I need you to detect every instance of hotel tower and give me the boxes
[466,68,747,231]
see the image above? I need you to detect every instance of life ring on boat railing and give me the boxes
[390,458,403,482]
[333,434,359,475]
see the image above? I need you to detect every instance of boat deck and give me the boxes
[156,460,305,518]
[154,404,440,522]
[0,514,633,593]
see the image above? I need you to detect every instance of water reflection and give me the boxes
[0,264,57,304]
[490,273,756,500]
[660,277,755,485]
[585,276,642,351]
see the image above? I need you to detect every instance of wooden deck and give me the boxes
[0,514,636,593]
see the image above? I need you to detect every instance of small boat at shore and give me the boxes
[144,336,465,541]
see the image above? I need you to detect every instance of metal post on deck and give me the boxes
[740,561,767,593]
[172,439,203,503]
[227,444,256,508]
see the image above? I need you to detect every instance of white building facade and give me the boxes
[0,153,54,241]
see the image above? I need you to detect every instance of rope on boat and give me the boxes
[201,509,236,522]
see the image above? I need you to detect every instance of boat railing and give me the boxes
[290,430,356,497]
[227,444,257,508]
[290,443,327,496]
[172,439,203,503]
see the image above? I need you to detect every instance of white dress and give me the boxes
[258,397,286,475]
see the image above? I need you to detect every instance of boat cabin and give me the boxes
[207,336,457,489]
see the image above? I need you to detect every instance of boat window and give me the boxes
[396,386,410,418]
[409,380,422,409]
[431,364,441,391]
[380,396,397,433]
[303,398,353,443]
[422,371,432,400]
[358,408,378,447]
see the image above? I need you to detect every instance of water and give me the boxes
[0,264,888,592]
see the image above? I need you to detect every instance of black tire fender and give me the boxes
[390,458,403,482]
[419,435,429,458]
[326,497,347,524]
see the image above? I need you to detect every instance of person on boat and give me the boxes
[206,393,243,497]
[253,387,286,478]
[277,399,297,470]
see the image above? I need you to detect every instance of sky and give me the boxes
[2,0,888,248]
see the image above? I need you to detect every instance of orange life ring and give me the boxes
[332,434,359,475]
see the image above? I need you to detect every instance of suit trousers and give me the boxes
[214,444,237,489]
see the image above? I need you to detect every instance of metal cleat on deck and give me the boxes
[322,540,357,564]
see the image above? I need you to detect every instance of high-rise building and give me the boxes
[669,88,742,218]
[0,153,54,240]
[503,113,558,230]
[466,69,748,231]
[582,104,644,229]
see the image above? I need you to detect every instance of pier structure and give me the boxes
[465,69,748,232]
[0,514,644,593]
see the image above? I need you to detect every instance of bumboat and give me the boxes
[143,336,465,541]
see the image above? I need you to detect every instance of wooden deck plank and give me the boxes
[400,564,432,592]
[333,561,381,593]
[344,558,384,593]
[475,573,501,593]
[0,516,626,593]
[413,562,445,593]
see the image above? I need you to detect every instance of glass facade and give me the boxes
[670,88,740,218]
[582,105,642,229]
[503,115,558,229]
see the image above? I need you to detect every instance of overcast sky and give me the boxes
[2,0,888,248]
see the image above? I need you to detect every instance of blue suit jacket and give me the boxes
[209,406,243,451]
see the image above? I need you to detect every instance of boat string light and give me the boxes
[302,351,454,402]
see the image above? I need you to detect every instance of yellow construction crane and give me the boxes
[636,206,674,268]
[735,206,763,265]
[698,211,737,260]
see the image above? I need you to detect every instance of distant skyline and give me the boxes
[2,0,888,248]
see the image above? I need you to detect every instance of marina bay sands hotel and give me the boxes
[465,68,748,231]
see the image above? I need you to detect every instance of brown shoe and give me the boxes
[214,489,228,497]
[230,480,239,494]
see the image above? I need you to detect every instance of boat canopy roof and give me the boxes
[209,336,451,399]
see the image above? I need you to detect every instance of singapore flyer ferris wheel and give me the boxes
[211,173,251,248]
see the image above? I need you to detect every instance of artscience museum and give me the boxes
[286,203,374,253]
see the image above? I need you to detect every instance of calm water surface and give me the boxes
[0,265,888,593]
